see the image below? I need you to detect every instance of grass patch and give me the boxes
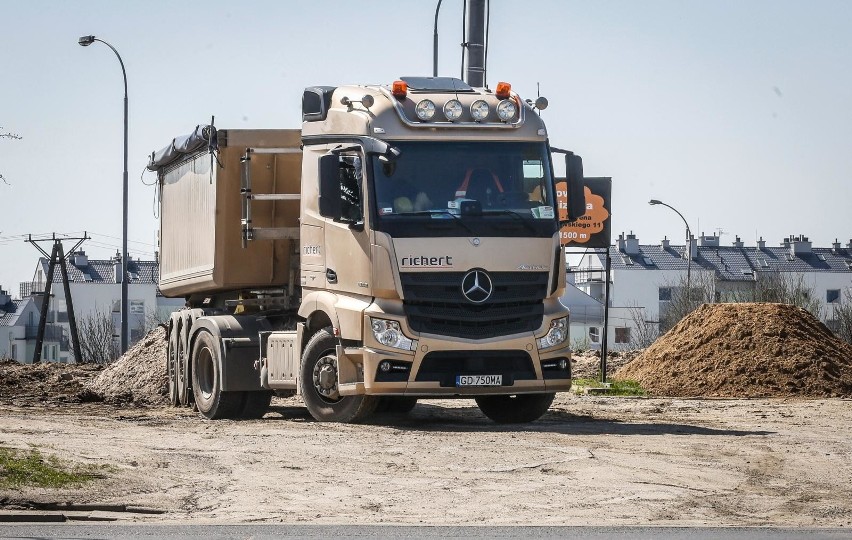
[0,447,103,489]
[572,378,647,396]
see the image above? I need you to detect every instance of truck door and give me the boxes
[323,153,372,297]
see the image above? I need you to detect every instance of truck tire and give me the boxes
[191,330,243,420]
[474,393,555,424]
[237,391,273,420]
[300,327,377,423]
[176,323,190,406]
[375,397,418,415]
[166,326,179,407]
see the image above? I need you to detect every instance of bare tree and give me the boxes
[143,308,169,333]
[659,271,717,332]
[627,304,660,348]
[571,335,592,353]
[1,127,22,185]
[729,270,823,319]
[77,311,119,364]
[831,289,852,344]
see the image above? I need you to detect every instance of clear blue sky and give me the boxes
[2,0,851,293]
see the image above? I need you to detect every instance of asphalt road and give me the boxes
[1,525,851,539]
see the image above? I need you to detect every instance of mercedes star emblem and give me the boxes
[461,269,493,304]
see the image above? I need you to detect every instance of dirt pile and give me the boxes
[87,326,169,405]
[0,358,103,406]
[615,303,852,398]
[571,349,642,379]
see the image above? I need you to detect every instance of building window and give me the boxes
[658,287,672,302]
[827,289,840,304]
[588,327,600,343]
[615,327,631,344]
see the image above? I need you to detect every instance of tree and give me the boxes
[627,304,660,348]
[659,271,716,332]
[77,311,119,364]
[831,289,852,345]
[729,270,823,320]
[1,127,22,185]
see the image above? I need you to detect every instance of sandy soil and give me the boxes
[2,396,851,526]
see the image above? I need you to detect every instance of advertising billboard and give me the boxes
[556,177,612,248]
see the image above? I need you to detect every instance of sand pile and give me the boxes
[615,303,852,398]
[88,326,169,405]
[571,349,642,379]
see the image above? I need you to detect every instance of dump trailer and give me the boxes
[148,76,587,423]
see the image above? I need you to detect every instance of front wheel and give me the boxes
[474,393,555,424]
[191,330,243,420]
[300,327,377,423]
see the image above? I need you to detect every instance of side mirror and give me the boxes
[565,153,586,221]
[318,154,342,220]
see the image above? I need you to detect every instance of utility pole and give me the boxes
[25,234,89,363]
[464,0,487,87]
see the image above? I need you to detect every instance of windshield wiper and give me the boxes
[398,210,476,235]
[481,210,538,234]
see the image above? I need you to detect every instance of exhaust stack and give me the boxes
[464,0,486,87]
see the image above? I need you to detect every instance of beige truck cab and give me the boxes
[151,76,586,423]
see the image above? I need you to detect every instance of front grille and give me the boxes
[415,350,536,386]
[400,271,548,339]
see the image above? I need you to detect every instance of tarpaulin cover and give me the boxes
[147,124,217,171]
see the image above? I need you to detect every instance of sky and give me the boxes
[1,0,851,294]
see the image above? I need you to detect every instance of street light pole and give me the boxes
[78,35,130,354]
[649,199,692,304]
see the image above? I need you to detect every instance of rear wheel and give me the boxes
[474,393,555,424]
[191,330,243,419]
[166,324,179,407]
[176,324,189,406]
[300,327,377,423]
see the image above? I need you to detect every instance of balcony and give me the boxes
[572,269,611,285]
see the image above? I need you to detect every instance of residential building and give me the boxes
[18,251,184,362]
[570,233,852,350]
[0,287,65,363]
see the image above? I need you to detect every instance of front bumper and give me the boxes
[347,298,572,397]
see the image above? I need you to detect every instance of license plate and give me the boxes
[456,375,502,387]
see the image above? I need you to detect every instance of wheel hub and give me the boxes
[313,355,340,401]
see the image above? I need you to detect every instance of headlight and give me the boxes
[496,99,517,121]
[443,99,463,121]
[537,317,568,349]
[371,318,416,351]
[470,100,490,121]
[415,99,436,121]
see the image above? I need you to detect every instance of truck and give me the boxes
[148,76,586,423]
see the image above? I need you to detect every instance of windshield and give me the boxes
[370,141,557,238]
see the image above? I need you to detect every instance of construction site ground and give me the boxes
[2,395,851,526]
[3,303,852,525]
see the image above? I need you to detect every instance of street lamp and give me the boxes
[649,199,692,303]
[78,35,130,354]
